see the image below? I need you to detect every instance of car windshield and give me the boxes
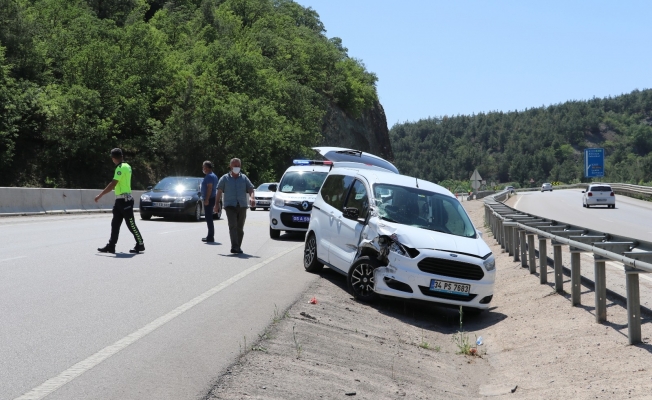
[590,186,612,192]
[279,171,328,194]
[153,177,199,192]
[257,184,273,191]
[373,184,477,238]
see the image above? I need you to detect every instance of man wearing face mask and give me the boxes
[215,158,255,253]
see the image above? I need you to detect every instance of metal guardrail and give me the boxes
[484,190,652,344]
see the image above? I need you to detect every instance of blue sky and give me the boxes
[295,0,652,128]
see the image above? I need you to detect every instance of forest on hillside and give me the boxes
[390,89,652,189]
[0,0,378,188]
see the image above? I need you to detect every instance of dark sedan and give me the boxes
[139,176,223,221]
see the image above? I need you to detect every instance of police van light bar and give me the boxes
[293,160,332,166]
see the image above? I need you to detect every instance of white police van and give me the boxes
[303,155,495,312]
[269,147,399,239]
[268,160,331,238]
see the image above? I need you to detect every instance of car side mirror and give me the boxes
[268,184,277,192]
[147,186,153,190]
[343,207,360,221]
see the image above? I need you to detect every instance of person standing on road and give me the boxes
[214,158,255,254]
[96,148,145,254]
[201,160,218,243]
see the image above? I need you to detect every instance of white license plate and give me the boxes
[153,202,171,207]
[596,199,606,201]
[429,279,470,296]
[257,201,270,205]
[292,215,310,223]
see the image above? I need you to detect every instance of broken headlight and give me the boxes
[483,256,496,271]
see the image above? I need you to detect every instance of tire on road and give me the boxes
[303,233,324,273]
[348,256,379,302]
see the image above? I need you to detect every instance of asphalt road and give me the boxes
[0,210,316,400]
[509,188,652,240]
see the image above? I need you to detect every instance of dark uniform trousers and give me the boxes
[225,206,247,250]
[109,198,144,245]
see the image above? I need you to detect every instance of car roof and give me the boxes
[282,165,331,173]
[331,167,454,198]
[313,147,399,174]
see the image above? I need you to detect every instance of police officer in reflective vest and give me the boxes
[96,148,145,254]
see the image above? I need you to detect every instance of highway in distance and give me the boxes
[509,188,652,241]
[0,211,316,400]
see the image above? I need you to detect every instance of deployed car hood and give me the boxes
[373,219,490,256]
[313,147,399,174]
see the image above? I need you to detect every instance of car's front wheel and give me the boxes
[348,256,379,302]
[250,207,256,211]
[269,226,280,239]
[191,203,202,222]
[303,233,324,273]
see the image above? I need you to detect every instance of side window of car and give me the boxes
[320,175,354,211]
[344,180,369,219]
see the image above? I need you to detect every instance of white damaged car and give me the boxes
[304,163,495,312]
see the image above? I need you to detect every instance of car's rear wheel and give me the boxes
[269,226,280,239]
[348,256,379,302]
[140,212,152,220]
[303,233,324,273]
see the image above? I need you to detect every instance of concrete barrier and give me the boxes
[41,189,83,213]
[1,187,147,216]
[81,189,114,212]
[0,188,44,215]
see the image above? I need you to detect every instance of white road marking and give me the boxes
[14,243,303,400]
[513,195,523,208]
[0,256,27,263]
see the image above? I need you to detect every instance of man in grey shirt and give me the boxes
[215,158,255,253]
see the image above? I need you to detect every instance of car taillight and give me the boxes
[610,191,614,196]
[588,192,593,197]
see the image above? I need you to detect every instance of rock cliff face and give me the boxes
[320,101,394,162]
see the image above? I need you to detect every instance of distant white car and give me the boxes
[541,183,553,192]
[582,184,615,208]
[251,182,277,211]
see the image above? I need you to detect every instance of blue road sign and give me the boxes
[584,148,605,178]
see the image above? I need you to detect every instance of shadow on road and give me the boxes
[315,267,507,334]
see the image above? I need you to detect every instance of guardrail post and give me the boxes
[625,269,641,345]
[538,236,547,284]
[552,241,563,293]
[513,226,520,262]
[519,230,527,267]
[527,233,536,274]
[570,249,582,306]
[594,255,607,323]
[499,219,505,250]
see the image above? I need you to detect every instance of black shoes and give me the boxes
[230,248,243,254]
[98,244,116,253]
[129,243,145,254]
[202,237,215,243]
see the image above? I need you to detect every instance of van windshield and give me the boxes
[279,171,328,194]
[373,184,477,238]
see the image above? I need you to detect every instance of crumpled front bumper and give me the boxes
[373,250,495,309]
